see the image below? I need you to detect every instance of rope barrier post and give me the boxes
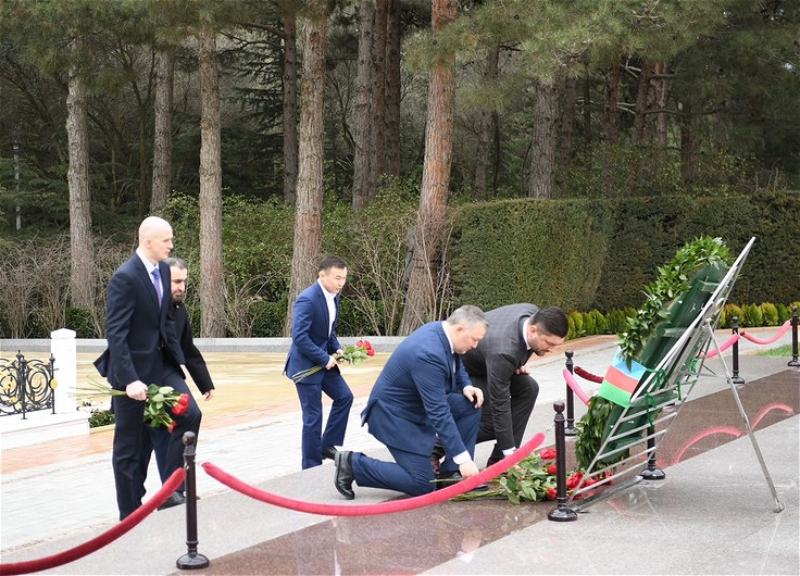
[564,351,577,436]
[639,424,665,481]
[789,306,800,368]
[548,401,577,522]
[731,316,745,385]
[176,432,209,570]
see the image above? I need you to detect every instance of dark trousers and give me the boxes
[475,373,538,465]
[114,367,201,519]
[295,371,353,469]
[352,393,482,496]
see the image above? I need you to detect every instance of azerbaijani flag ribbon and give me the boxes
[598,349,647,407]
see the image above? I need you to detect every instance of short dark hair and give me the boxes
[165,256,188,271]
[319,255,347,272]
[533,306,568,338]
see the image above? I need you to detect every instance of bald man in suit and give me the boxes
[95,217,201,519]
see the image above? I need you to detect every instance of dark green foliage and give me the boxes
[65,308,99,338]
[88,408,115,428]
[760,302,779,327]
[776,303,789,324]
[740,303,763,328]
[449,198,612,312]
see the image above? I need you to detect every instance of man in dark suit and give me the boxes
[333,306,488,499]
[285,256,354,469]
[139,256,215,507]
[462,304,568,466]
[95,216,202,519]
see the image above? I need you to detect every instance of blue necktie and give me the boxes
[151,267,163,308]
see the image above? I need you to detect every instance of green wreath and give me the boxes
[575,236,732,470]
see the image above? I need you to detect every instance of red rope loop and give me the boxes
[202,432,546,517]
[562,369,590,406]
[573,366,603,383]
[0,469,186,576]
[740,320,791,345]
[700,333,740,359]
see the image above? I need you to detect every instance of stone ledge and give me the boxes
[0,410,90,450]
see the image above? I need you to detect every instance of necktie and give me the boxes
[151,267,163,308]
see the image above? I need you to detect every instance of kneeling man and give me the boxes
[333,306,488,498]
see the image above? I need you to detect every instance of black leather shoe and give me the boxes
[334,451,355,500]
[157,491,187,511]
[322,446,338,461]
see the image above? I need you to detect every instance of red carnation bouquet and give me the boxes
[82,380,190,432]
[291,339,375,383]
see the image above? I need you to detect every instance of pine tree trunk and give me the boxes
[370,0,388,186]
[602,59,621,188]
[384,0,402,178]
[66,45,94,310]
[286,13,328,335]
[680,99,699,185]
[474,43,499,198]
[632,60,652,147]
[399,0,458,336]
[282,0,299,205]
[351,0,374,211]
[150,46,174,215]
[603,60,621,144]
[198,25,225,337]
[556,76,577,187]
[528,79,559,199]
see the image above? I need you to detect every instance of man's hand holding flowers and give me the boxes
[291,339,375,383]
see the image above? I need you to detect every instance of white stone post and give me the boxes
[50,328,77,415]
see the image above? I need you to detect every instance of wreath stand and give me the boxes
[568,237,785,513]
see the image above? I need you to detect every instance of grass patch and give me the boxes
[755,344,793,357]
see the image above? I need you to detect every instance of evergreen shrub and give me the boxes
[760,302,779,327]
[741,303,763,328]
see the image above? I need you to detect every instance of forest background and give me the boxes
[0,0,798,340]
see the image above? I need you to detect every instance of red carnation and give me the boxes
[539,448,557,461]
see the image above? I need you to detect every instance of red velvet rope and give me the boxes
[562,369,591,406]
[202,432,545,517]
[701,333,740,359]
[0,469,186,576]
[573,366,603,383]
[740,320,791,345]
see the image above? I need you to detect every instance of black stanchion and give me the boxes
[176,432,210,570]
[789,306,800,368]
[639,425,665,480]
[731,316,745,385]
[548,401,577,522]
[564,351,577,436]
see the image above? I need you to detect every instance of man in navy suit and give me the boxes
[333,306,488,498]
[285,256,354,469]
[95,217,202,519]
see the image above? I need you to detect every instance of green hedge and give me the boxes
[449,190,800,314]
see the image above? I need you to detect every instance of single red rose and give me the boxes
[367,347,375,357]
[547,463,557,475]
[539,448,557,461]
[173,402,188,416]
[177,394,189,406]
[364,340,373,350]
[356,340,364,348]
[168,420,177,433]
[546,487,557,500]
